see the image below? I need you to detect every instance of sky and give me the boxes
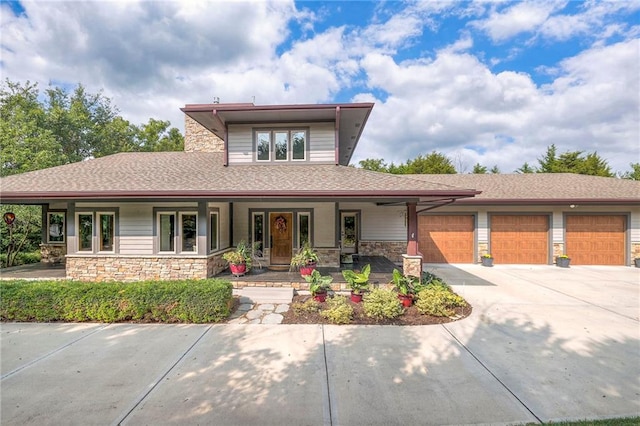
[1,0,639,174]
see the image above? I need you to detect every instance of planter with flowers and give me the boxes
[304,269,333,302]
[342,264,370,303]
[556,255,571,268]
[391,269,419,307]
[290,241,320,276]
[480,254,494,267]
[222,240,252,276]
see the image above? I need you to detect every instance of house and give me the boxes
[1,102,638,283]
[0,102,479,281]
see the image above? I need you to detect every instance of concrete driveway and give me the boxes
[1,265,638,425]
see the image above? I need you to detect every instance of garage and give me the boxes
[566,215,626,265]
[418,215,474,263]
[490,215,549,264]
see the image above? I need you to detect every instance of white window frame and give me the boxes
[158,212,176,253]
[180,212,198,253]
[47,211,66,244]
[291,130,307,161]
[97,212,115,253]
[76,212,94,252]
[256,131,271,162]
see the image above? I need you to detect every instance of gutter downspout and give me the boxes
[335,106,340,165]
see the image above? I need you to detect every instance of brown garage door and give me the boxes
[418,215,474,263]
[566,215,625,265]
[490,215,549,264]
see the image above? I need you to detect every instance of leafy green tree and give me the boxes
[490,165,500,174]
[619,163,640,180]
[136,119,184,152]
[0,205,41,267]
[358,158,388,172]
[471,163,487,174]
[516,162,536,173]
[0,80,63,176]
[394,151,457,174]
[537,144,613,176]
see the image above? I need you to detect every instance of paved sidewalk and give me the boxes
[1,265,638,425]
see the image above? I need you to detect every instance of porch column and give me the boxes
[403,202,423,277]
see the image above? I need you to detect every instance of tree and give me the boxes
[471,163,487,174]
[0,80,63,177]
[619,163,640,180]
[358,158,388,172]
[0,205,41,267]
[516,162,536,173]
[490,165,500,174]
[537,144,614,176]
[393,151,457,174]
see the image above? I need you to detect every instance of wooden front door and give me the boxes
[270,213,293,265]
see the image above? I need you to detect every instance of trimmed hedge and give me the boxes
[0,279,233,323]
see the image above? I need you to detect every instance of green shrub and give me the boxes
[363,288,403,320]
[415,287,467,317]
[0,251,41,268]
[320,296,353,324]
[0,279,233,323]
[291,297,321,315]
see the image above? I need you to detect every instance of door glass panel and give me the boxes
[299,213,309,247]
[275,131,288,161]
[253,213,264,253]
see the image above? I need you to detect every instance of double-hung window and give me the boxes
[255,129,307,162]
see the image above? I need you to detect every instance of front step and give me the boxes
[236,287,294,304]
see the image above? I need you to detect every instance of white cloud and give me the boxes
[472,1,564,42]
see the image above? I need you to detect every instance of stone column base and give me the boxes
[402,254,423,277]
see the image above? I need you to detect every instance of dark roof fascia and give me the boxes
[454,198,640,206]
[181,102,375,113]
[0,189,479,203]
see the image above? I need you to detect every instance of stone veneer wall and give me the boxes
[40,244,66,264]
[358,241,406,263]
[630,242,640,263]
[67,254,227,282]
[184,115,225,152]
[316,248,340,268]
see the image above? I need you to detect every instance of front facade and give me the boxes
[2,102,639,283]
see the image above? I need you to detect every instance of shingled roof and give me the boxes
[0,152,477,202]
[408,173,640,205]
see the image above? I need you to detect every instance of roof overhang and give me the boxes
[180,103,374,166]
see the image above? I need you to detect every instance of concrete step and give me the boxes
[237,287,294,304]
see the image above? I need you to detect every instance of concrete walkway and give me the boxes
[1,265,638,425]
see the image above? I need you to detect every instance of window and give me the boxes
[298,213,310,248]
[257,131,271,161]
[159,213,175,252]
[252,212,264,253]
[77,213,93,252]
[181,213,197,252]
[99,213,115,252]
[255,129,307,162]
[292,131,306,160]
[210,212,219,252]
[47,212,65,243]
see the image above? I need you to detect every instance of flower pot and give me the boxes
[635,258,640,268]
[398,294,413,307]
[313,291,327,303]
[481,257,493,267]
[300,262,317,277]
[229,263,247,276]
[350,292,363,303]
[556,257,571,268]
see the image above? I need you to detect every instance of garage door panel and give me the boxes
[490,215,549,264]
[419,215,474,263]
[566,215,625,265]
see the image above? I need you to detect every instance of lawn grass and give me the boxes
[522,417,640,425]
[0,279,233,323]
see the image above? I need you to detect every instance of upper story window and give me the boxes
[255,129,307,162]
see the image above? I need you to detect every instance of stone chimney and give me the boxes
[184,115,224,152]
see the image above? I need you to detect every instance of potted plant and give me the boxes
[556,254,571,268]
[391,269,418,307]
[480,253,493,267]
[290,241,320,276]
[304,269,333,302]
[634,258,640,268]
[342,264,370,303]
[222,240,252,276]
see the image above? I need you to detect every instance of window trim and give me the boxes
[155,208,201,255]
[298,212,310,248]
[180,212,198,253]
[209,210,219,253]
[97,212,115,253]
[157,212,177,254]
[76,212,94,253]
[251,211,265,257]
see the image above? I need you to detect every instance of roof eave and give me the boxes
[455,198,640,205]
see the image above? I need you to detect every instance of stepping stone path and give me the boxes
[227,287,293,324]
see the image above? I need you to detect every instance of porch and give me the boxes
[219,255,399,290]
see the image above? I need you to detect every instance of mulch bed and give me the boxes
[281,294,472,326]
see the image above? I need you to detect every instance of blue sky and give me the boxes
[1,0,639,174]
